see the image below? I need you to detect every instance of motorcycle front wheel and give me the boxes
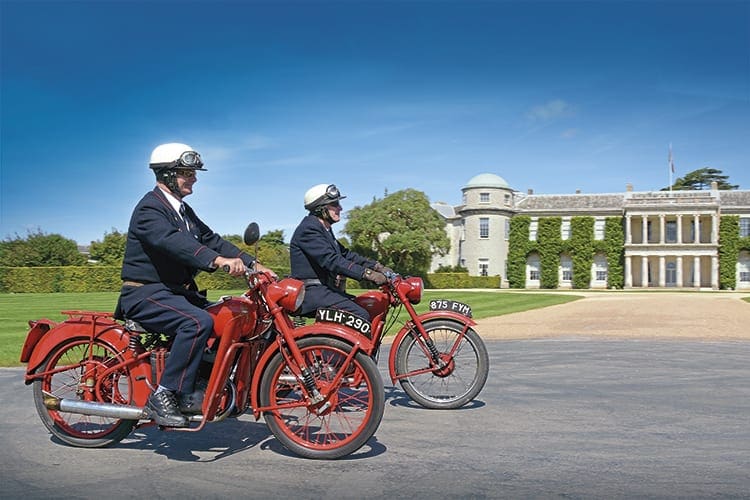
[259,336,384,459]
[32,338,137,448]
[394,319,489,409]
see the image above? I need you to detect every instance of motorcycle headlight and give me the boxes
[267,278,305,313]
[403,277,423,304]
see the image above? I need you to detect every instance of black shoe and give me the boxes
[146,391,189,427]
[178,389,204,414]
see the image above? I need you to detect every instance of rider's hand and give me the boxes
[214,256,246,277]
[373,262,394,275]
[255,262,278,280]
[363,268,388,285]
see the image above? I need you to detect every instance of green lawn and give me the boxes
[0,289,581,367]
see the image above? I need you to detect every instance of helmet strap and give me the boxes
[156,169,183,199]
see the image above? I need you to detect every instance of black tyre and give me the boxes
[394,320,489,409]
[259,336,384,459]
[32,338,136,447]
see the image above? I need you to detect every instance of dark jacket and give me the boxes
[290,214,375,285]
[120,187,254,287]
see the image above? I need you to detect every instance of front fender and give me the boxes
[23,317,128,383]
[386,312,476,382]
[249,323,375,413]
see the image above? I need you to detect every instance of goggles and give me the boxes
[325,184,340,199]
[176,151,203,169]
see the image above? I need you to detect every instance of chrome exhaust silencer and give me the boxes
[43,394,148,420]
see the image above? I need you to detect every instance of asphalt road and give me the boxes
[2,339,749,499]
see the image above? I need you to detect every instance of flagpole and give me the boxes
[668,143,674,193]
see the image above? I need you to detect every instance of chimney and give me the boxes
[527,188,534,195]
[626,183,633,192]
[711,181,718,190]
[575,189,581,194]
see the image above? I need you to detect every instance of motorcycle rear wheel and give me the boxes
[395,319,489,409]
[259,336,384,459]
[32,338,136,448]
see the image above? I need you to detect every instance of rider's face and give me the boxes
[175,169,197,198]
[326,201,342,223]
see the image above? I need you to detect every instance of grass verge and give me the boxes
[0,289,580,367]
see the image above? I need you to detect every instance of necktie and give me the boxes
[179,204,190,231]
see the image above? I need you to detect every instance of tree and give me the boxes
[662,167,739,191]
[89,229,127,265]
[224,229,290,271]
[0,229,86,267]
[344,188,450,277]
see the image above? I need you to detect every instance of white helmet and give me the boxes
[149,143,206,171]
[304,183,346,211]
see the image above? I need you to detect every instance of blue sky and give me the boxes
[2,0,748,245]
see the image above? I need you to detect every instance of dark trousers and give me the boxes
[118,284,212,394]
[298,284,370,320]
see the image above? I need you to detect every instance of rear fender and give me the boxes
[386,312,476,382]
[23,317,129,382]
[249,323,374,413]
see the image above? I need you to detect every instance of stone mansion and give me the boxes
[430,173,750,290]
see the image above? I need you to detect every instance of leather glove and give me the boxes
[363,268,388,285]
[373,262,394,275]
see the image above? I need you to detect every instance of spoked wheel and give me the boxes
[32,338,136,447]
[259,337,384,459]
[395,320,489,409]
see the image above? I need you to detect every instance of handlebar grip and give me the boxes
[222,264,230,272]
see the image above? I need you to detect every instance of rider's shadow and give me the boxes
[108,414,388,461]
[115,417,272,462]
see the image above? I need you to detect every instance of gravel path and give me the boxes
[475,291,750,340]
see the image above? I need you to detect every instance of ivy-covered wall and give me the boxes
[507,216,531,288]
[506,215,625,289]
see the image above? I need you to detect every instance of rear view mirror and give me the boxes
[243,222,260,246]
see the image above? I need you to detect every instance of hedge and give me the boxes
[0,266,500,292]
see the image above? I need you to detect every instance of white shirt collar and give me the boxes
[157,185,185,218]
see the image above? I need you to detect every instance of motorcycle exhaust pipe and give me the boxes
[43,394,148,420]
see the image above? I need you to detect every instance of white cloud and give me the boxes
[526,99,575,122]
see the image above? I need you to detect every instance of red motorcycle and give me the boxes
[310,273,489,409]
[19,224,384,460]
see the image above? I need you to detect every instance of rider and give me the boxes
[117,142,274,427]
[290,183,391,321]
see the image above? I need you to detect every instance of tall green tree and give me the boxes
[89,229,127,265]
[663,167,739,191]
[224,229,290,271]
[0,229,86,267]
[345,188,450,277]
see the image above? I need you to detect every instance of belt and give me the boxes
[303,279,322,286]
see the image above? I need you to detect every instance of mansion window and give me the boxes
[741,218,750,238]
[479,218,489,239]
[666,221,677,243]
[480,192,490,203]
[529,219,538,241]
[594,218,605,240]
[561,218,571,240]
[478,259,489,276]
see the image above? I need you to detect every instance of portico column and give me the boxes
[659,215,665,244]
[711,255,719,289]
[677,215,683,244]
[625,255,632,288]
[642,215,648,244]
[676,256,683,287]
[694,215,700,243]
[693,256,701,287]
[658,255,666,287]
[641,256,649,287]
[711,214,719,244]
[626,216,632,244]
